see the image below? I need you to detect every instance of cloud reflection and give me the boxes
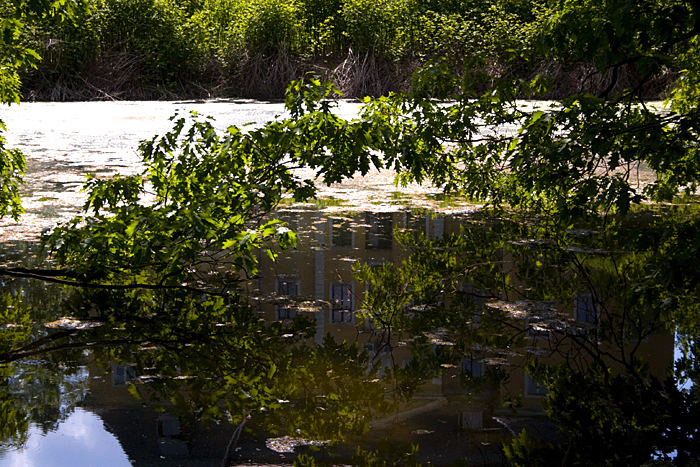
[0,408,130,467]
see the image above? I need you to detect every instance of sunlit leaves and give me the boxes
[44,110,311,287]
[43,78,402,289]
[523,358,700,464]
[82,174,143,214]
[0,124,25,220]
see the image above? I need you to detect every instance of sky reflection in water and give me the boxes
[0,408,130,467]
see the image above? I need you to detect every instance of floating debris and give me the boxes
[425,330,455,346]
[43,317,103,330]
[486,300,557,319]
[265,436,328,453]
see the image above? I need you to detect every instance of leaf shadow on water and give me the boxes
[1,205,696,465]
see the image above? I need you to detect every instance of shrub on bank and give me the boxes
[96,0,206,85]
[340,0,409,57]
[17,0,667,100]
[21,0,209,99]
[298,0,344,56]
[239,0,304,55]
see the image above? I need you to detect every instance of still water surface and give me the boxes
[1,408,131,467]
[0,101,677,465]
[0,100,361,241]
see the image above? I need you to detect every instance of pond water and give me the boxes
[0,408,131,467]
[0,100,362,241]
[0,101,683,465]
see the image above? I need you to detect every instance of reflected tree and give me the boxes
[355,207,699,464]
[0,280,394,455]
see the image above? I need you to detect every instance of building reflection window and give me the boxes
[525,373,548,396]
[157,414,181,437]
[330,282,353,323]
[460,358,484,378]
[574,293,599,324]
[330,218,353,248]
[404,212,428,237]
[365,212,392,250]
[458,281,484,325]
[111,363,134,387]
[275,275,300,321]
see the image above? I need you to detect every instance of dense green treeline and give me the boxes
[16,0,564,99]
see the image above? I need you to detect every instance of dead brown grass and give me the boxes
[21,51,675,102]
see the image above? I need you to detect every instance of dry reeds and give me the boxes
[23,50,221,101]
[222,49,416,100]
[228,50,300,100]
[505,60,675,100]
[330,49,414,98]
[21,49,676,102]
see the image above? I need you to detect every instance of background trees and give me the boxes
[0,0,610,99]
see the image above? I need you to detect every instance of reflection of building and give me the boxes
[67,207,675,464]
[254,208,675,422]
[256,210,446,345]
[275,275,300,320]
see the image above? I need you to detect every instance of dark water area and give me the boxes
[0,206,677,466]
